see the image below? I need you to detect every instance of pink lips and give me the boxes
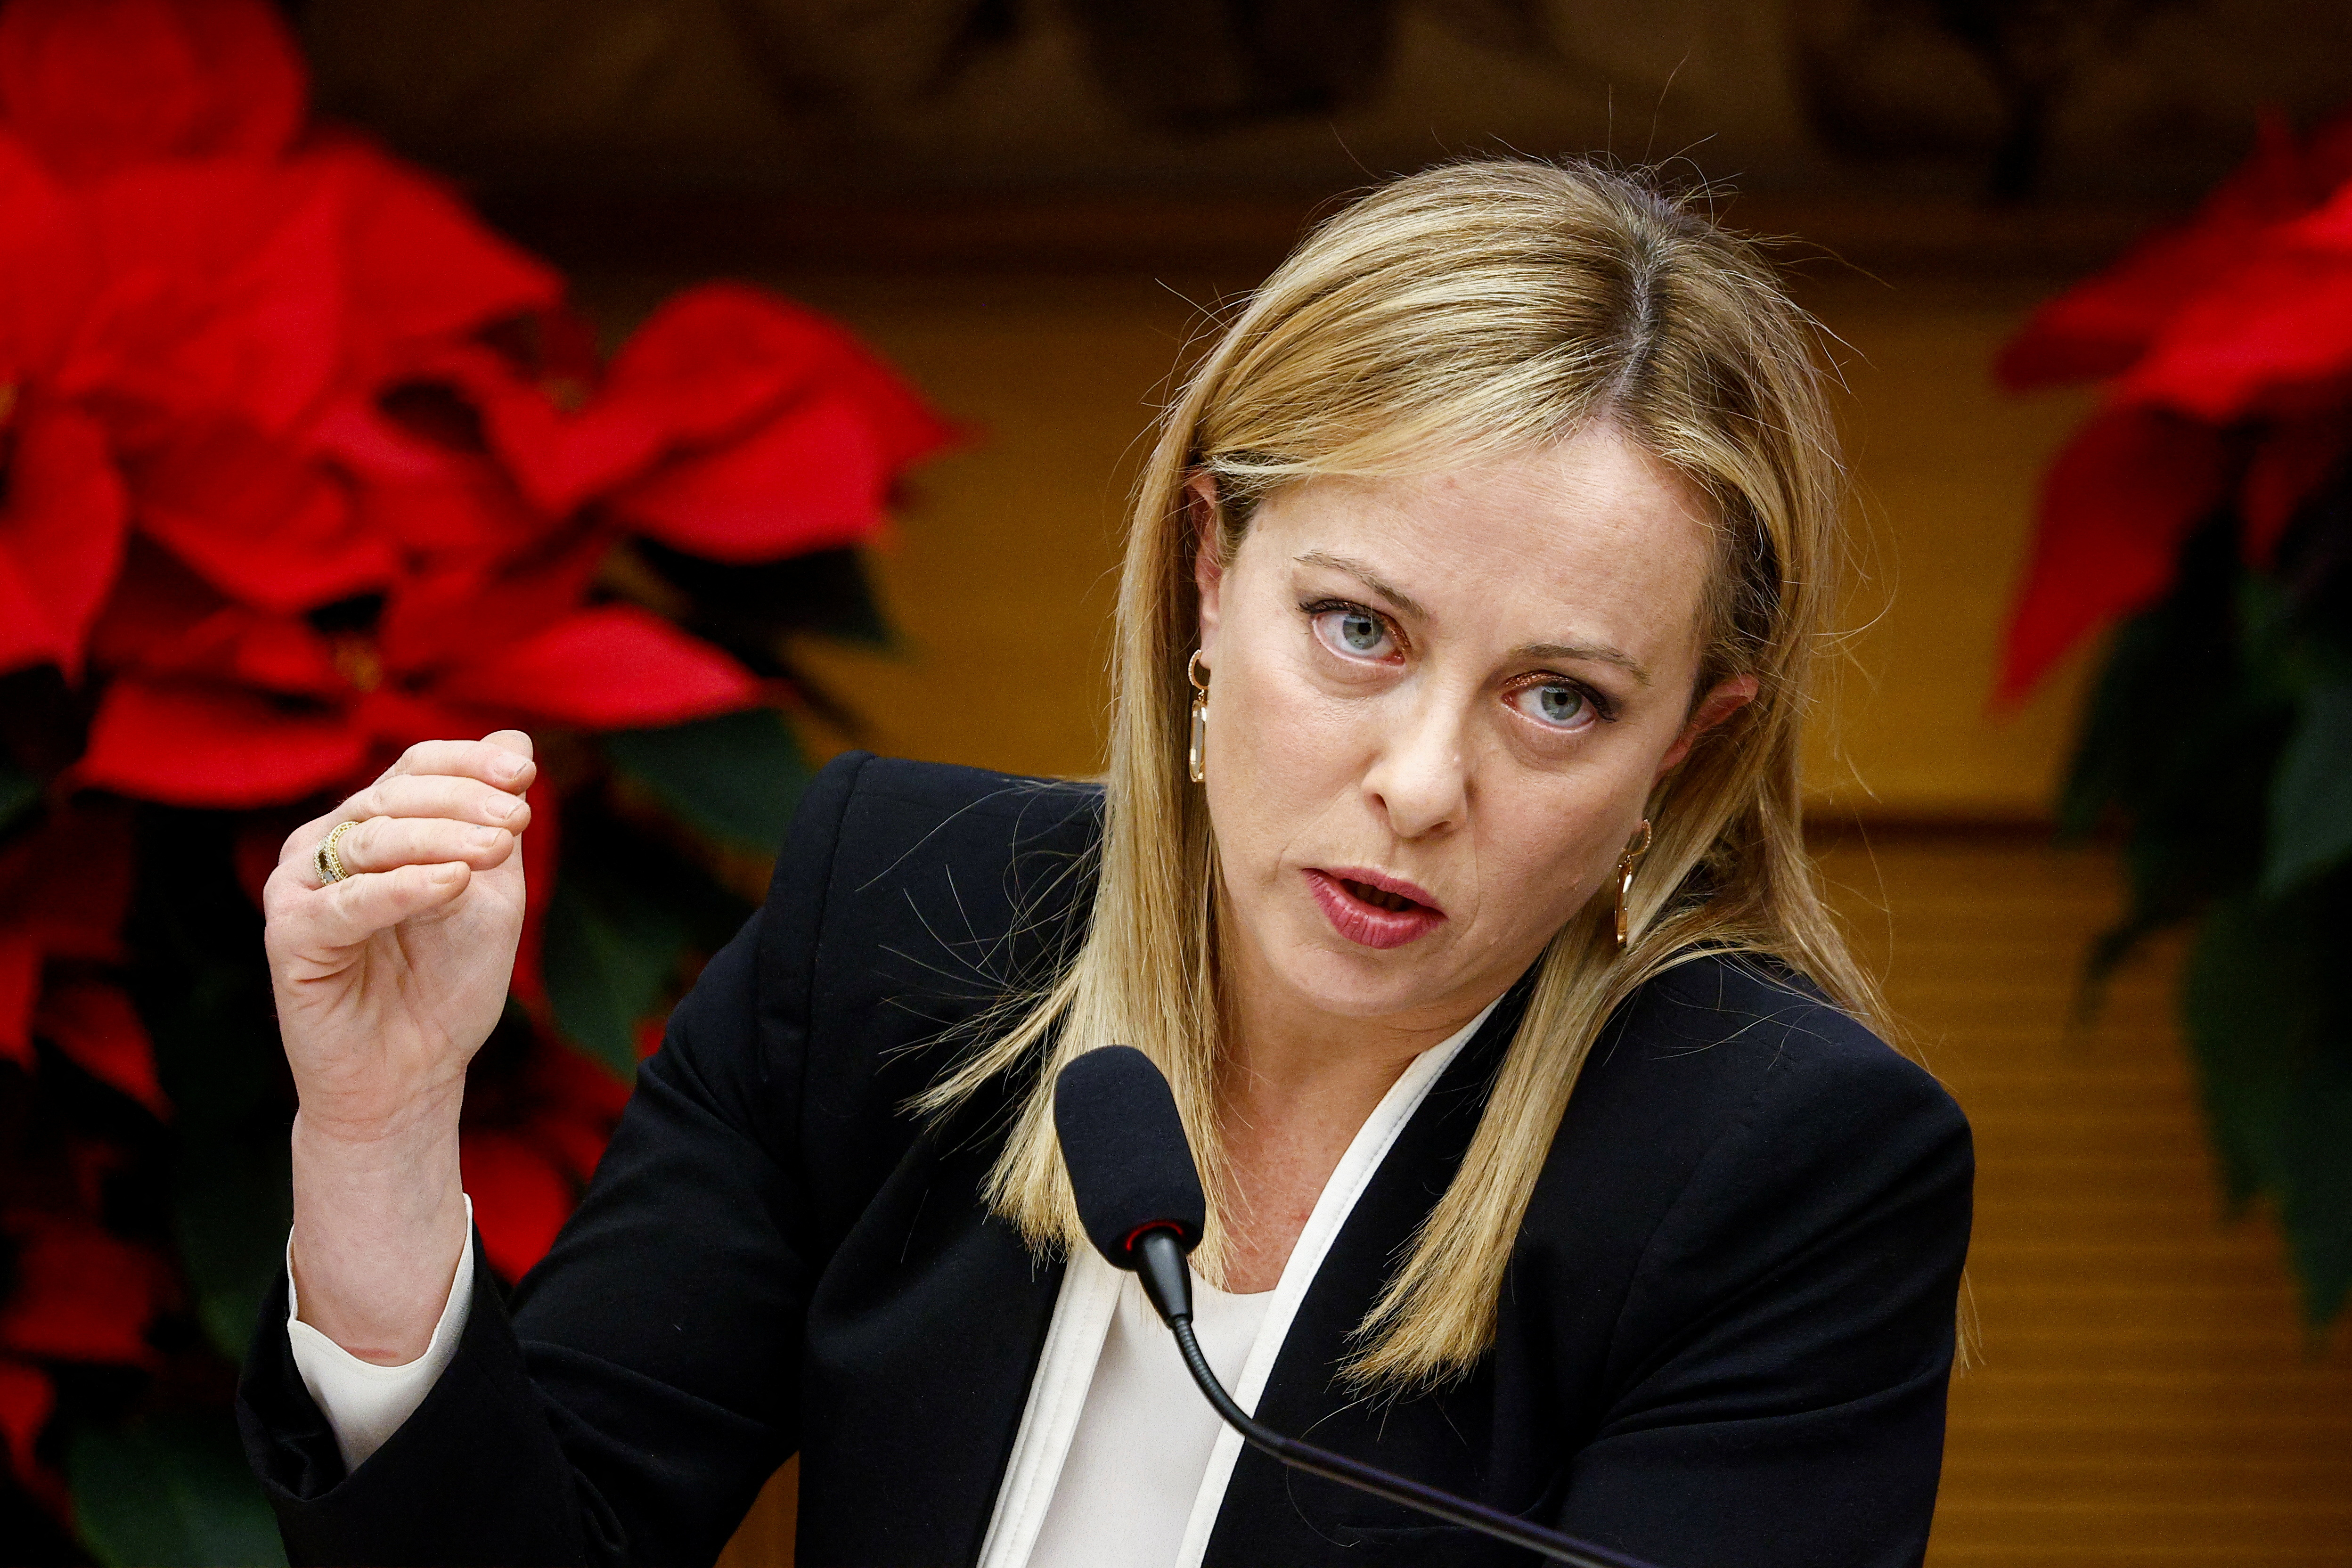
[1305,866,1447,950]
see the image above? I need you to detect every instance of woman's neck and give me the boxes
[1211,933,1490,1292]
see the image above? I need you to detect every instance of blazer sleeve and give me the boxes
[1552,1028,1974,1568]
[237,749,875,1568]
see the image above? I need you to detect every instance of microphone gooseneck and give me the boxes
[1052,1048,1663,1568]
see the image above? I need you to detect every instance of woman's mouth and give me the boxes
[1305,867,1447,950]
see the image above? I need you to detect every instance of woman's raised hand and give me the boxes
[265,732,535,1362]
[266,732,536,1139]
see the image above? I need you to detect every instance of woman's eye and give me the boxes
[1511,682,1594,731]
[1313,607,1393,659]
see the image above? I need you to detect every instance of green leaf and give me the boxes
[2181,893,2352,1327]
[2263,682,2352,896]
[2280,1038,2352,1325]
[69,1414,287,1568]
[543,864,688,1078]
[603,709,809,852]
[2181,898,2307,1210]
[172,1139,294,1360]
[0,760,35,833]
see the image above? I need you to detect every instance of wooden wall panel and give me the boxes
[1819,831,2352,1566]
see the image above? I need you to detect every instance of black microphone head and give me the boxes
[1054,1045,1206,1270]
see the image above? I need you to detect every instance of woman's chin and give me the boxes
[1266,932,1465,1022]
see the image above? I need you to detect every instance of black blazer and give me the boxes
[239,751,1973,1568]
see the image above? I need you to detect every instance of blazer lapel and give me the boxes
[797,1098,1067,1568]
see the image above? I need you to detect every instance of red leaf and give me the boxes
[0,0,304,181]
[2242,413,2352,565]
[89,551,345,698]
[312,140,560,372]
[0,803,136,970]
[0,935,34,1070]
[348,686,475,760]
[2119,183,2352,421]
[59,160,347,439]
[1997,407,2230,701]
[610,285,956,470]
[374,530,609,675]
[0,1212,155,1364]
[0,1358,55,1494]
[464,284,954,517]
[135,422,395,613]
[433,605,760,731]
[77,675,367,806]
[0,131,91,380]
[616,390,891,562]
[458,1130,574,1282]
[0,402,129,679]
[348,465,550,559]
[1997,113,2333,391]
[33,979,168,1118]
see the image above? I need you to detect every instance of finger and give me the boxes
[375,736,537,795]
[278,781,530,880]
[303,861,473,950]
[335,773,533,833]
[318,817,517,885]
[481,728,533,764]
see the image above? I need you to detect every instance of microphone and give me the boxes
[1052,1046,1659,1568]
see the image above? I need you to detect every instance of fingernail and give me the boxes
[494,796,520,820]
[494,755,525,782]
[433,863,465,885]
[472,825,502,849]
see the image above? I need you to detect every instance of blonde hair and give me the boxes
[918,157,1883,1388]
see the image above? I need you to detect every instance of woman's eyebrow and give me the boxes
[1297,550,1651,686]
[1511,641,1652,686]
[1293,550,1429,620]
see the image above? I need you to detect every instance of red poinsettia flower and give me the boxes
[0,130,561,678]
[73,565,762,808]
[0,0,304,183]
[0,2,958,1479]
[412,283,958,558]
[1997,114,2352,392]
[1995,110,2352,699]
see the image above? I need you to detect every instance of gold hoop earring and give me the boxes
[1614,818,1653,954]
[1186,650,1210,784]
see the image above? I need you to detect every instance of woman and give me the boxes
[242,159,1972,1568]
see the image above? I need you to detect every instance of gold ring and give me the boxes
[313,820,359,885]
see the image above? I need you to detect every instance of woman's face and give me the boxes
[1193,424,1755,1035]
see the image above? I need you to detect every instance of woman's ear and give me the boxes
[1188,474,1225,657]
[1655,674,1759,777]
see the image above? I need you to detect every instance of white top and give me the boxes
[286,1002,1496,1565]
[980,998,1496,1568]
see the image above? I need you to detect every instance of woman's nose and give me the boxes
[1362,695,1469,840]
